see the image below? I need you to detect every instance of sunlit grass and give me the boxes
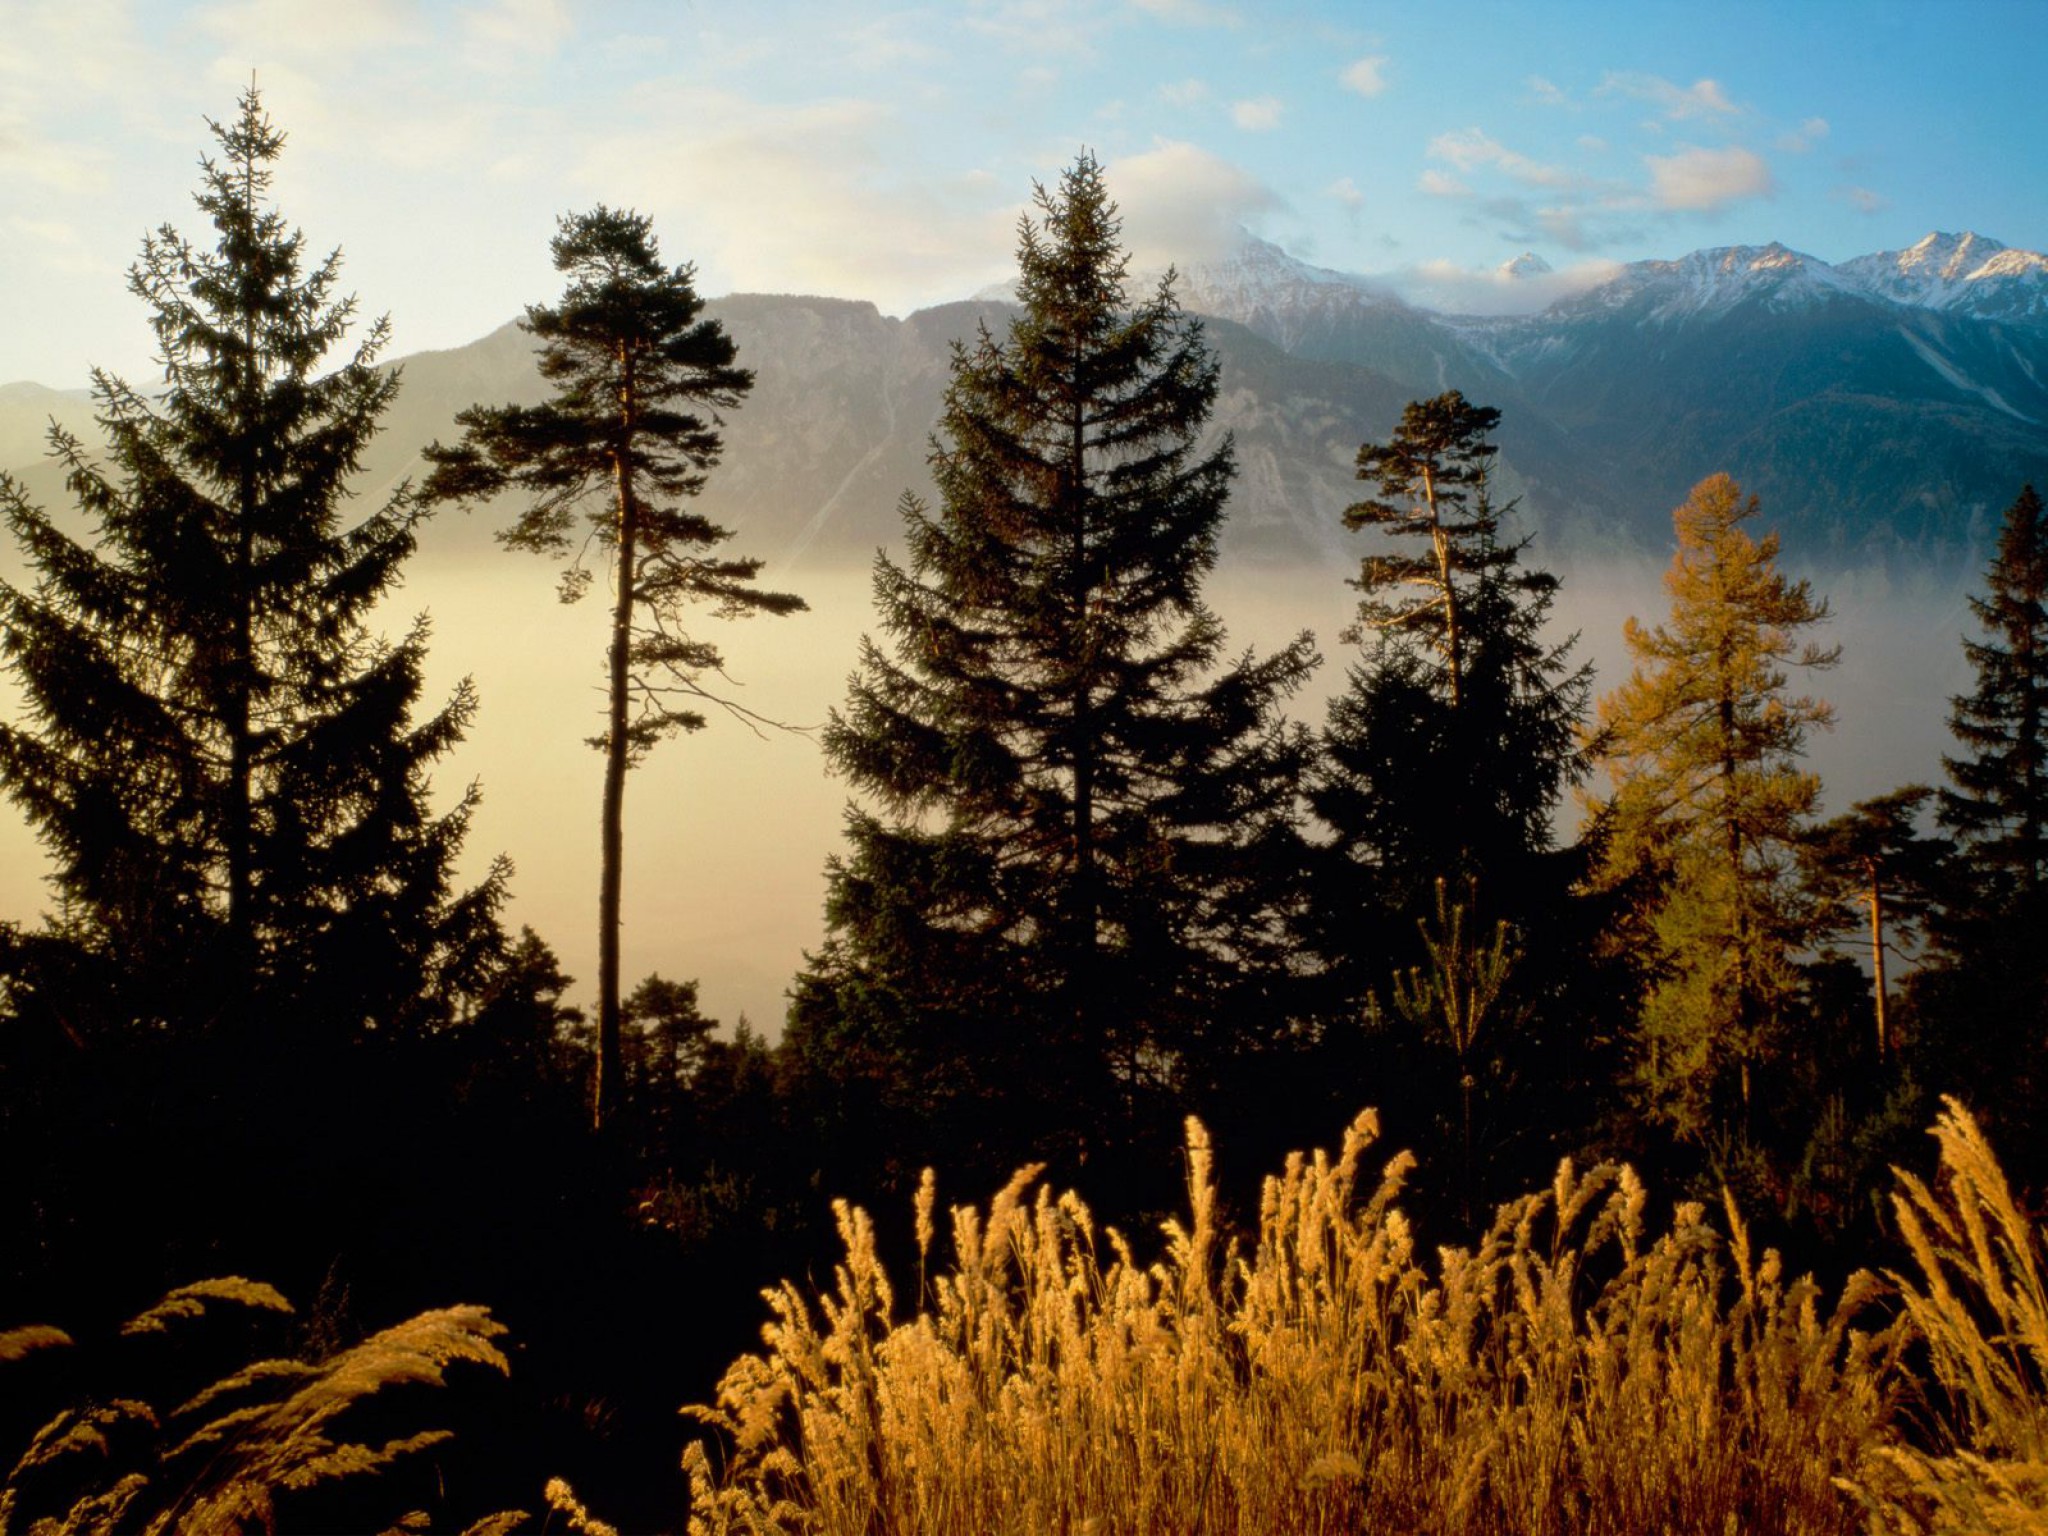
[685,1100,2048,1535]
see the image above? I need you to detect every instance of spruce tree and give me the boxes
[425,208,804,1130]
[1941,484,2048,901]
[786,155,1317,1191]
[1801,786,1947,1058]
[1588,473,1837,1145]
[0,90,502,1042]
[1308,393,1594,1216]
[1314,391,1589,921]
[1905,484,2048,1184]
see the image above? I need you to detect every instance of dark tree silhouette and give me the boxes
[1314,392,1589,928]
[1942,484,2048,902]
[787,154,1317,1193]
[0,88,503,1044]
[425,207,804,1129]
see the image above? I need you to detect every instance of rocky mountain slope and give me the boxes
[6,229,2045,575]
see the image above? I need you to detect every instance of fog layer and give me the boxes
[0,554,1979,1036]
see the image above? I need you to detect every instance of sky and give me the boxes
[6,0,2048,390]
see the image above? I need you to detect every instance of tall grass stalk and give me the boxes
[685,1111,1903,1535]
[1856,1097,2048,1532]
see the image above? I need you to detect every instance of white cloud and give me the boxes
[1777,115,1830,152]
[1130,0,1241,25]
[1230,96,1283,131]
[1836,184,1889,215]
[1158,78,1210,107]
[460,0,572,62]
[1104,139,1281,265]
[10,215,118,275]
[197,0,423,59]
[1645,144,1774,211]
[0,109,113,192]
[1390,255,1624,315]
[1428,127,1573,188]
[966,0,1109,59]
[1418,168,1470,199]
[1600,72,1743,120]
[1327,175,1364,210]
[1340,56,1387,97]
[577,92,1020,315]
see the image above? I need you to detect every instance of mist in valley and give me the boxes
[1,539,1970,1037]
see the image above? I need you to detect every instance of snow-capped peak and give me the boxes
[1559,242,1852,324]
[1837,232,2048,325]
[974,229,1391,316]
[1497,252,1553,281]
[1169,230,1388,306]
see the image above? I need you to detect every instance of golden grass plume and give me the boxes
[685,1110,1900,1536]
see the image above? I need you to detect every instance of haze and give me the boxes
[0,545,1973,1033]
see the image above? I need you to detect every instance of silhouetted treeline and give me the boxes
[3,102,2047,1526]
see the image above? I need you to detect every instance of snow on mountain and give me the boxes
[1548,243,1858,325]
[977,230,1407,342]
[1837,232,2048,326]
[1167,232,1388,312]
[1497,252,1553,281]
[978,228,2048,334]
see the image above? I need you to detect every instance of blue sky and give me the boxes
[6,0,2046,387]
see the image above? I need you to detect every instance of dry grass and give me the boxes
[0,1280,535,1536]
[1854,1099,2048,1532]
[685,1111,1913,1535]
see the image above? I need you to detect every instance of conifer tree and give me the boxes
[425,208,804,1130]
[1802,786,1947,1057]
[1314,392,1590,922]
[0,90,502,1042]
[1307,394,1594,1214]
[1588,473,1837,1142]
[1941,484,2048,901]
[1905,484,2048,1181]
[786,155,1317,1188]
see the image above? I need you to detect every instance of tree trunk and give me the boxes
[1067,386,1106,1137]
[227,161,258,1037]
[1868,861,1889,1056]
[1423,464,1463,711]
[594,358,638,1131]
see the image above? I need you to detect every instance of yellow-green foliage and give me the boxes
[685,1111,1900,1535]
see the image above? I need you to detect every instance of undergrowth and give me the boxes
[684,1099,2048,1535]
[8,1099,2044,1532]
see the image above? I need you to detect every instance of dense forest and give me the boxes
[5,93,2048,1534]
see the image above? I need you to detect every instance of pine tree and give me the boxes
[0,90,502,1042]
[1314,391,1590,922]
[786,155,1317,1190]
[1588,473,1837,1143]
[1307,393,1594,1216]
[1904,484,2048,1185]
[1802,786,1947,1058]
[1941,484,2048,901]
[424,207,804,1130]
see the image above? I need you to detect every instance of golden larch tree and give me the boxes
[1587,472,1837,1141]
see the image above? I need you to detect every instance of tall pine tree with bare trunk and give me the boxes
[425,208,803,1130]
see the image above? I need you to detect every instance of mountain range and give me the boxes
[5,230,2046,576]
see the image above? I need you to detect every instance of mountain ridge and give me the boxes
[6,228,2046,575]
